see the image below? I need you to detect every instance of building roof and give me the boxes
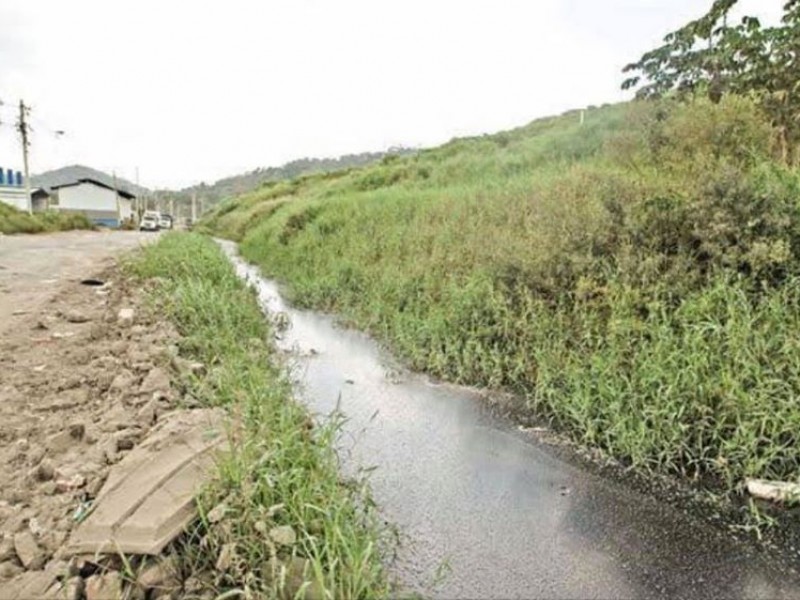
[32,165,141,197]
[51,178,136,200]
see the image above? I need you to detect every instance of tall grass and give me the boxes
[0,201,94,234]
[128,233,388,599]
[204,96,800,499]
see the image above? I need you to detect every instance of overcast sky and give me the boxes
[0,0,784,190]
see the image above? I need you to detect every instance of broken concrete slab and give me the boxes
[66,409,227,556]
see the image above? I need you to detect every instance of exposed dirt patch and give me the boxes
[0,266,201,599]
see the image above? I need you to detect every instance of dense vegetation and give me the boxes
[203,2,800,503]
[205,95,800,497]
[0,201,93,234]
[129,233,387,598]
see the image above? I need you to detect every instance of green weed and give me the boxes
[128,233,388,599]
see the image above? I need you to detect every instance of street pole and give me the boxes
[17,100,32,215]
[113,171,121,226]
[135,167,140,220]
[191,191,197,223]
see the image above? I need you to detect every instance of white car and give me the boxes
[158,214,173,229]
[139,212,160,232]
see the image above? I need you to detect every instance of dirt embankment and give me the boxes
[0,267,201,599]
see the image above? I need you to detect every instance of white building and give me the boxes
[51,178,135,227]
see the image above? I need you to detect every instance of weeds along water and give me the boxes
[202,96,800,517]
[127,232,389,599]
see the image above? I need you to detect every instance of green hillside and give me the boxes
[204,94,800,499]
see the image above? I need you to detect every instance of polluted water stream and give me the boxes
[219,240,800,600]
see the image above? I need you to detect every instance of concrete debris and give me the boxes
[117,308,135,324]
[67,409,227,555]
[746,478,800,502]
[13,531,46,571]
[85,571,122,600]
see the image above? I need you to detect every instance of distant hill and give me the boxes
[32,147,417,218]
[177,148,417,207]
[31,165,144,196]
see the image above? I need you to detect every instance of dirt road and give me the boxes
[0,230,190,598]
[0,231,158,335]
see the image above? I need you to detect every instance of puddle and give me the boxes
[220,240,800,600]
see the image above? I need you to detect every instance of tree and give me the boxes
[622,1,800,164]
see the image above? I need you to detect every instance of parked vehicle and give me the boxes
[159,214,174,230]
[139,212,160,232]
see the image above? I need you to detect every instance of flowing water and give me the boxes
[220,240,800,599]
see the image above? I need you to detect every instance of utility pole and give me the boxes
[113,171,121,226]
[17,100,32,215]
[135,167,140,220]
[191,190,197,223]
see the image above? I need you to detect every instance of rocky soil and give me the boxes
[0,268,203,599]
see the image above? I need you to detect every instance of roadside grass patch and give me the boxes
[128,232,388,599]
[0,201,94,234]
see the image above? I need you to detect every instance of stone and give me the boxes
[172,356,205,378]
[137,557,179,591]
[0,560,23,579]
[108,371,136,394]
[0,536,17,562]
[42,530,68,554]
[86,475,106,498]
[117,308,135,324]
[33,459,56,482]
[63,311,90,324]
[268,525,297,547]
[207,502,227,524]
[101,438,120,465]
[136,398,160,426]
[114,428,143,452]
[14,530,47,570]
[64,576,85,600]
[85,571,123,600]
[46,430,77,454]
[139,368,170,394]
[215,543,236,572]
[54,467,86,493]
[746,478,800,502]
[68,423,86,441]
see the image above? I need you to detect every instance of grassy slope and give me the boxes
[0,201,94,234]
[128,233,387,598]
[204,97,800,498]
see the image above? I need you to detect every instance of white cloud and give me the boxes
[0,0,786,189]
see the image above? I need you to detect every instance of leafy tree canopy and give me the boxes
[623,0,800,163]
